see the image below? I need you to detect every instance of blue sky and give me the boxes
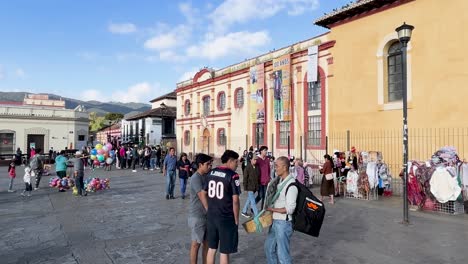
[0,0,351,104]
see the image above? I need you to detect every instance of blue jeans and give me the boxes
[166,170,176,196]
[256,184,267,209]
[150,158,156,169]
[180,178,187,196]
[242,191,259,216]
[265,220,293,264]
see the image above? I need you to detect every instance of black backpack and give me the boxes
[286,180,326,237]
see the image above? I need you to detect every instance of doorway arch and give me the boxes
[202,128,210,154]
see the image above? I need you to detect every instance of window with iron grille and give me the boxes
[203,96,210,116]
[185,100,191,115]
[0,131,15,155]
[218,128,226,146]
[387,42,403,102]
[184,130,190,146]
[279,121,290,146]
[308,73,321,110]
[308,115,321,146]
[218,92,226,111]
[235,88,244,108]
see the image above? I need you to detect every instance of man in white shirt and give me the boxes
[264,156,298,264]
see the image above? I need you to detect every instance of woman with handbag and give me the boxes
[320,154,335,204]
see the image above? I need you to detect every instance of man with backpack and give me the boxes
[264,156,298,264]
[264,157,327,263]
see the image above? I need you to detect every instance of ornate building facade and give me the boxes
[176,35,335,161]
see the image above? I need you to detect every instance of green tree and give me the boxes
[89,112,106,132]
[105,112,124,121]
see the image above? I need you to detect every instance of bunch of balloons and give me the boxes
[89,143,115,166]
[84,177,110,192]
[49,176,75,189]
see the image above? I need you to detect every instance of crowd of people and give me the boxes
[182,146,309,264]
[6,143,319,264]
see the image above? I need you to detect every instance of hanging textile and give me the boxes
[430,167,462,203]
[366,161,378,188]
[346,170,359,193]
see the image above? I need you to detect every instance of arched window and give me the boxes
[234,88,244,108]
[184,100,191,116]
[387,42,403,102]
[217,92,226,111]
[217,128,226,146]
[308,73,321,110]
[202,96,210,116]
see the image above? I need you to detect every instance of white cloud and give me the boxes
[178,67,200,82]
[15,68,26,78]
[81,89,104,101]
[209,0,319,33]
[159,50,186,63]
[112,82,157,103]
[80,82,160,103]
[144,25,191,51]
[179,2,199,25]
[144,33,179,51]
[186,31,271,60]
[108,22,137,34]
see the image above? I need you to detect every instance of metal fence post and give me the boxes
[271,133,274,157]
[245,134,248,152]
[326,136,329,154]
[300,135,303,160]
[304,132,307,162]
[347,130,350,151]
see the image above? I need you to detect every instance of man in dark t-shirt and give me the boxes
[205,150,241,264]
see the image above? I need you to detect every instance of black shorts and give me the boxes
[56,171,66,179]
[207,216,238,254]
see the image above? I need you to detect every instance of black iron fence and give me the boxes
[327,128,468,196]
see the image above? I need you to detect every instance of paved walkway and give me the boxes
[0,165,467,264]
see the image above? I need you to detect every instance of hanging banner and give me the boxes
[272,54,291,121]
[307,45,318,82]
[250,63,265,123]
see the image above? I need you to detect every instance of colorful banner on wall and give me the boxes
[250,63,265,123]
[272,54,291,121]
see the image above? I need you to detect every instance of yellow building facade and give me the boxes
[176,35,334,160]
[315,0,468,169]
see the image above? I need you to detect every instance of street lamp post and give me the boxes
[396,22,414,224]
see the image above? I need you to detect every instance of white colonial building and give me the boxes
[0,94,89,156]
[121,92,176,147]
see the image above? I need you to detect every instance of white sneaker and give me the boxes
[241,212,251,218]
[34,187,39,190]
[21,192,26,197]
[150,169,154,171]
[132,170,137,172]
[27,193,31,197]
[8,190,15,193]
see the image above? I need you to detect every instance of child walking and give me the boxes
[8,162,16,192]
[22,166,33,197]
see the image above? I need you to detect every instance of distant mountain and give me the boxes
[0,92,151,115]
